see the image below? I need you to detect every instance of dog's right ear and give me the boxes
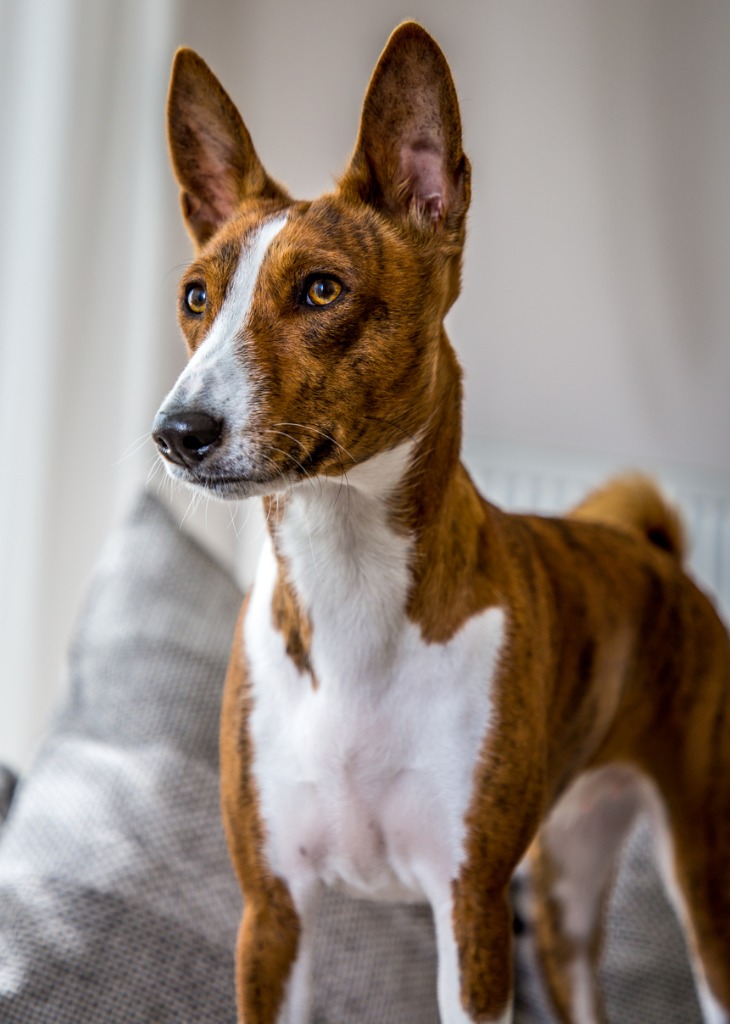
[167,49,288,246]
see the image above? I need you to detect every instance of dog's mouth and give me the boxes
[152,408,290,498]
[162,461,294,500]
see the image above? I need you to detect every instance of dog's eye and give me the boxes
[184,284,207,315]
[305,277,342,307]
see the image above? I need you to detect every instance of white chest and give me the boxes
[244,527,505,905]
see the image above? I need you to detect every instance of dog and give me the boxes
[152,22,730,1024]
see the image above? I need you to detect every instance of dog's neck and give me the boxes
[263,332,498,678]
[267,438,415,682]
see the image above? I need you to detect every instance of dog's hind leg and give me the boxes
[645,779,730,1024]
[528,764,643,1024]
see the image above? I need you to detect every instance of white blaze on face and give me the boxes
[157,214,288,430]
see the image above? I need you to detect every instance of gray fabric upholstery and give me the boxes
[0,493,243,1023]
[0,491,702,1022]
[602,819,700,1023]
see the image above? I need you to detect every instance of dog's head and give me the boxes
[153,23,470,499]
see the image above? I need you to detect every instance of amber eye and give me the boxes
[306,277,342,307]
[184,284,207,315]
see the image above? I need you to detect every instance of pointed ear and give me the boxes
[340,23,470,233]
[167,48,289,246]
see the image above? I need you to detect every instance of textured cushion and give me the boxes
[0,491,701,1022]
[0,493,243,1023]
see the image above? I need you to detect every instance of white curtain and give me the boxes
[0,0,271,773]
[0,0,181,771]
[1,0,728,772]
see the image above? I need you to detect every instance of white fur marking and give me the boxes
[158,215,288,430]
[280,443,418,684]
[245,441,506,909]
[276,881,320,1024]
[544,765,640,945]
[569,957,600,1024]
[696,984,729,1024]
[432,898,513,1024]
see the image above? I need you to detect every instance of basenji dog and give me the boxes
[152,23,730,1024]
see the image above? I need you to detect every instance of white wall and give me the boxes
[1,0,728,771]
[0,0,180,772]
[195,0,729,472]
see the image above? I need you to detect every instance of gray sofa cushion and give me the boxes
[0,491,701,1022]
[0,492,243,1023]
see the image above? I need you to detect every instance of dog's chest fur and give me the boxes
[243,446,506,903]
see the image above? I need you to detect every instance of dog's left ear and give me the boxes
[340,23,470,233]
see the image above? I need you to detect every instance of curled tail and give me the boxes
[569,473,687,562]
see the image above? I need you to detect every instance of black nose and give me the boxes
[152,409,223,468]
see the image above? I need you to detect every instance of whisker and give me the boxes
[268,428,309,453]
[237,499,254,540]
[228,501,241,538]
[163,260,194,283]
[267,445,319,495]
[272,421,357,465]
[179,490,199,529]
[227,497,255,542]
[146,456,165,488]
[115,432,154,465]
[333,452,351,512]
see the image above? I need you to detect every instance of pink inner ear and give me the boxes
[400,142,446,222]
[185,98,243,221]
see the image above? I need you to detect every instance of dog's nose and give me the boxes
[152,409,223,467]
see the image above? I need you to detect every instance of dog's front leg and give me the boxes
[235,879,320,1024]
[429,887,514,1024]
[221,610,319,1024]
[424,747,543,1022]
